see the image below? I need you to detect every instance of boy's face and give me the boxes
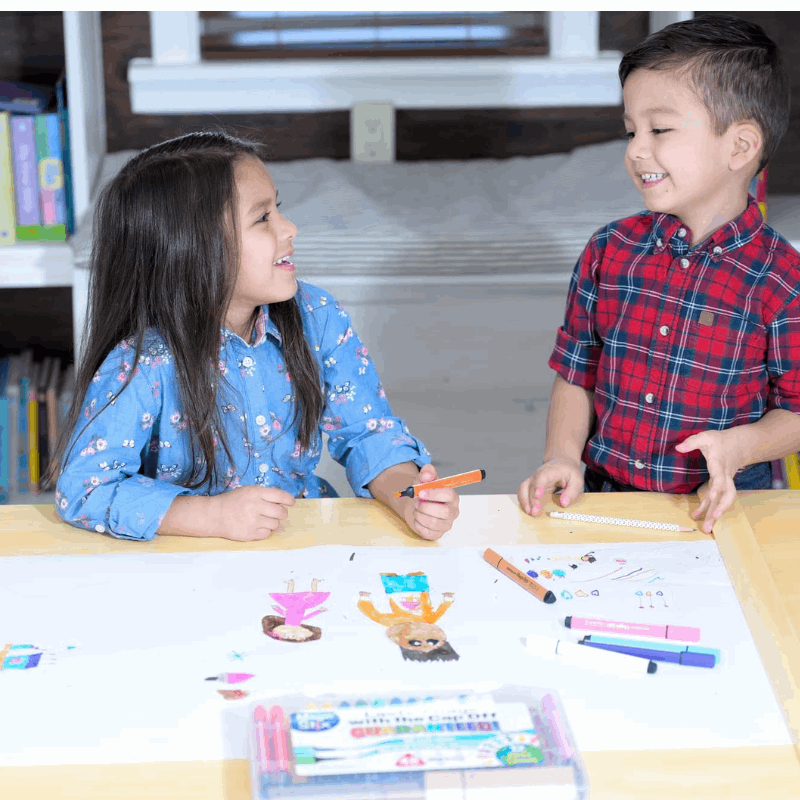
[622,68,744,239]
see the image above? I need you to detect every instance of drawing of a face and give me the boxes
[262,615,322,643]
[398,594,423,613]
[386,621,446,653]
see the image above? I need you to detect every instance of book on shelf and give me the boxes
[0,80,51,115]
[0,73,75,243]
[783,453,800,491]
[10,115,41,228]
[0,112,15,246]
[0,351,76,502]
[0,357,9,503]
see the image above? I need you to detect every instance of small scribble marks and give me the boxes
[349,552,355,561]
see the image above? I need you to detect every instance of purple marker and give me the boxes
[579,638,716,668]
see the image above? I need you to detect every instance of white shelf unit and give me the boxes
[2,11,105,505]
[1,10,106,361]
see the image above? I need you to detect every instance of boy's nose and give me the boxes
[627,136,651,162]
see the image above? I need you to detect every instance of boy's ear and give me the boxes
[728,121,762,174]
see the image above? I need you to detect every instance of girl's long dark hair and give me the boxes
[44,131,323,491]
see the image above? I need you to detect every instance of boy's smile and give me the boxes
[622,68,750,245]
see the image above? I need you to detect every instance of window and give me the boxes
[200,11,548,60]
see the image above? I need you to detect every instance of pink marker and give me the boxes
[564,615,700,642]
[254,705,271,772]
[205,672,254,684]
[268,705,291,772]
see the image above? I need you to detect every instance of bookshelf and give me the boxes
[2,10,105,358]
[2,11,106,504]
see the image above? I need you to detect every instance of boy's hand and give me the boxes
[675,430,743,534]
[403,463,460,541]
[518,457,584,516]
[212,486,296,541]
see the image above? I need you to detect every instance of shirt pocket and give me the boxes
[678,307,767,396]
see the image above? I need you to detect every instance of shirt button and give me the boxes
[634,460,646,469]
[242,356,254,367]
[659,325,669,336]
[680,258,690,269]
[255,414,266,426]
[656,238,663,247]
[677,228,687,238]
[645,393,655,404]
[713,246,723,255]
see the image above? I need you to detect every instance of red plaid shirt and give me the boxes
[549,197,800,493]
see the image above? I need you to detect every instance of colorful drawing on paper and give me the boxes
[262,579,329,642]
[357,572,459,662]
[217,689,248,700]
[1,643,43,671]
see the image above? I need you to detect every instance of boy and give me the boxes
[518,14,800,533]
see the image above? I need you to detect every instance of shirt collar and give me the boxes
[221,305,281,347]
[652,195,764,256]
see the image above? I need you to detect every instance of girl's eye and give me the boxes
[624,131,634,140]
[652,128,670,135]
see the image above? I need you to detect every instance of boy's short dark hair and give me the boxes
[618,14,790,174]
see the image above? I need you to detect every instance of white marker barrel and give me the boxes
[526,633,656,676]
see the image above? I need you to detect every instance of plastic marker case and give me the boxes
[248,684,588,799]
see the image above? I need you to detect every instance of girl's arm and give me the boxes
[368,462,459,541]
[55,343,191,540]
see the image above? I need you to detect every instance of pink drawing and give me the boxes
[263,579,329,642]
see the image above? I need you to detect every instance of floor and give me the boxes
[308,277,570,498]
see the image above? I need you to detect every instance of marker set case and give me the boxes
[248,684,588,799]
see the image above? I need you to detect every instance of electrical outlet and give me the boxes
[351,102,394,163]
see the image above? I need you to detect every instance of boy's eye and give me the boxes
[624,131,634,140]
[652,128,671,135]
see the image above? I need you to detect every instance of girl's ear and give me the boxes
[728,121,762,174]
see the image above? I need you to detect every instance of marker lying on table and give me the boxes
[527,633,657,675]
[579,637,717,668]
[548,510,696,532]
[565,615,701,643]
[395,468,486,498]
[483,548,556,604]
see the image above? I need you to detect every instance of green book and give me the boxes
[15,224,67,243]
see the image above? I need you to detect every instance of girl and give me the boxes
[49,131,459,542]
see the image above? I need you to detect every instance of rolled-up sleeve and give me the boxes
[548,235,603,391]
[314,300,431,497]
[766,293,800,415]
[55,346,190,540]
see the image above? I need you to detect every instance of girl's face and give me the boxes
[226,156,299,338]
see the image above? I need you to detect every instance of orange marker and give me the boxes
[395,468,486,498]
[483,548,556,604]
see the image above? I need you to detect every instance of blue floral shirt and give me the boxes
[55,281,431,540]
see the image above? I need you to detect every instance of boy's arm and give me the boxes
[677,409,800,533]
[518,374,595,516]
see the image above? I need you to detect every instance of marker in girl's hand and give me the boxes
[395,469,486,498]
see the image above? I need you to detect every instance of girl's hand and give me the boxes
[212,485,296,541]
[675,430,744,534]
[404,464,460,541]
[518,457,584,516]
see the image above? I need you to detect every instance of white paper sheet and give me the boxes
[0,541,790,766]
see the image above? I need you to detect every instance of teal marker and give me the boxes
[585,634,720,660]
